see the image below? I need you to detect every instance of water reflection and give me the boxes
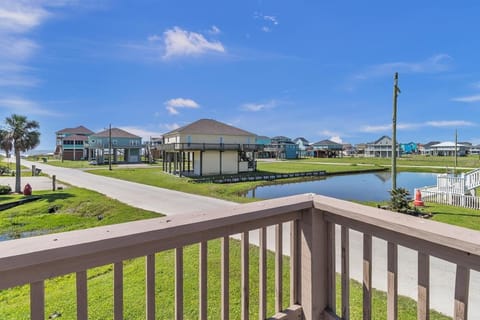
[245,172,437,202]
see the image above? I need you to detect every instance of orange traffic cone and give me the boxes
[413,189,424,207]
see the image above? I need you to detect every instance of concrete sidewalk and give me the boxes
[0,176,65,192]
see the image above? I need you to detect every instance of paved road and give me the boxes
[20,159,479,317]
[20,160,235,215]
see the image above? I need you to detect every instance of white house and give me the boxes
[428,141,468,156]
[365,136,400,158]
[159,119,262,176]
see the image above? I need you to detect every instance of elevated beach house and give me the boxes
[159,119,262,176]
[311,139,343,158]
[54,125,94,160]
[88,128,142,164]
[294,137,312,158]
[365,135,400,158]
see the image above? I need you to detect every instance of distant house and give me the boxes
[342,143,355,156]
[471,145,480,155]
[355,143,367,156]
[400,142,418,154]
[293,137,312,158]
[158,119,261,176]
[311,139,343,158]
[88,128,142,164]
[428,141,468,156]
[365,136,400,158]
[55,125,94,160]
[419,141,441,155]
[263,136,298,159]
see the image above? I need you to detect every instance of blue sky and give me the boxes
[2,1,480,150]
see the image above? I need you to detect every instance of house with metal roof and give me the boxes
[88,128,142,164]
[55,125,94,160]
[428,141,468,156]
[311,139,343,158]
[158,119,262,176]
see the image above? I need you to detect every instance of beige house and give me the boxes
[159,119,262,176]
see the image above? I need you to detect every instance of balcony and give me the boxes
[159,143,263,152]
[0,194,478,319]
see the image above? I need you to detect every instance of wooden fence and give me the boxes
[1,194,480,319]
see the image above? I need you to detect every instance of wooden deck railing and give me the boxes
[1,194,480,319]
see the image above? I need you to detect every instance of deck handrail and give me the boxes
[1,194,480,319]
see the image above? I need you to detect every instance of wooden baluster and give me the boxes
[222,236,230,320]
[417,252,429,320]
[327,222,336,314]
[176,247,183,320]
[146,254,155,320]
[290,220,299,306]
[76,271,88,320]
[387,242,398,320]
[454,265,470,320]
[30,281,45,320]
[341,226,350,319]
[114,262,123,320]
[259,227,267,319]
[199,242,208,320]
[241,232,249,320]
[275,223,283,313]
[363,234,372,320]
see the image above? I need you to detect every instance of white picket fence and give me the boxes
[418,187,480,210]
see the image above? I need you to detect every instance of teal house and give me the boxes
[54,125,94,160]
[88,128,142,164]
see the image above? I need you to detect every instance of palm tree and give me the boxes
[0,129,12,158]
[4,114,40,193]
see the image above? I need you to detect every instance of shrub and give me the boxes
[0,185,12,195]
[389,187,411,213]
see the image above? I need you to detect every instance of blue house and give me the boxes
[88,128,142,164]
[264,136,298,159]
[400,142,418,154]
[293,137,313,158]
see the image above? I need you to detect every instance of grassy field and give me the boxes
[297,154,480,171]
[0,188,160,239]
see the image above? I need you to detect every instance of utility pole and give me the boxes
[454,129,458,175]
[392,72,401,190]
[109,124,112,171]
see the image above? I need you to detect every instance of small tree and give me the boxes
[389,187,411,213]
[4,114,40,193]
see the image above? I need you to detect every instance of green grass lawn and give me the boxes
[297,154,480,171]
[0,188,160,239]
[257,160,385,174]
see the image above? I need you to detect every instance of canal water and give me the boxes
[245,171,437,201]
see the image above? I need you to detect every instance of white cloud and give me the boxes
[119,126,163,140]
[0,96,56,115]
[164,98,199,115]
[161,26,225,59]
[241,100,277,112]
[254,12,279,32]
[162,123,181,131]
[353,54,452,81]
[0,1,81,88]
[451,94,480,103]
[330,136,343,144]
[360,120,474,133]
[209,25,221,35]
[425,120,474,127]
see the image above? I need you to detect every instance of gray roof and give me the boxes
[312,139,342,146]
[93,128,141,139]
[293,137,309,144]
[164,119,255,136]
[56,125,94,135]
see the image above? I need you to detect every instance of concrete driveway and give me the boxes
[20,159,478,317]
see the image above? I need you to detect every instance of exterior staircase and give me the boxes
[437,168,480,196]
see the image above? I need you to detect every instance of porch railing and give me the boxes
[1,194,480,319]
[159,143,263,152]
